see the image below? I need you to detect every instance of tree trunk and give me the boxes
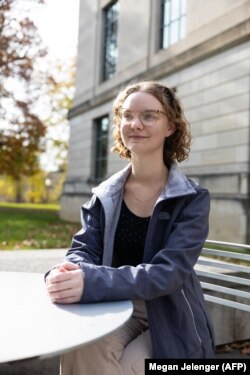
[15,178,22,203]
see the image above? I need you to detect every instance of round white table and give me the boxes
[0,271,133,364]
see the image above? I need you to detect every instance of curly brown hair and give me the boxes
[111,81,192,166]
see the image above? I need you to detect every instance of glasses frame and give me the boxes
[119,108,168,127]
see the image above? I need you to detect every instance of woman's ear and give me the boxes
[166,122,176,137]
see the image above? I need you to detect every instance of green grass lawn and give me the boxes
[0,203,81,250]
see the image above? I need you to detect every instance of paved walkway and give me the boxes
[0,249,66,273]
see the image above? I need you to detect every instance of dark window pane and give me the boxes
[94,115,109,180]
[102,1,119,81]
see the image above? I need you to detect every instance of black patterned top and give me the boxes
[112,200,150,267]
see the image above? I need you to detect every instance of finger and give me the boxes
[48,281,83,301]
[46,263,80,283]
[60,262,80,271]
[47,272,78,290]
[49,288,78,302]
[47,279,72,293]
[53,296,79,304]
[47,271,82,292]
[46,269,84,303]
[48,289,71,301]
[57,266,67,272]
[47,262,79,277]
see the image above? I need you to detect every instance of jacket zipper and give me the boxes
[181,289,202,345]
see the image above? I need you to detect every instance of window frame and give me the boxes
[159,0,186,50]
[102,0,119,82]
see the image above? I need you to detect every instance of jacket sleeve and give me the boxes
[79,188,210,303]
[44,196,104,281]
[64,196,105,266]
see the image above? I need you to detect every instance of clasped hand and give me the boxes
[46,262,84,304]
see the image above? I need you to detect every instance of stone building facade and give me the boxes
[61,0,250,243]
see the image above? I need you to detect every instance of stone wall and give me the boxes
[61,0,250,242]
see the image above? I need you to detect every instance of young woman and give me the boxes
[46,81,215,374]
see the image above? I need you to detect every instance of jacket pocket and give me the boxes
[181,289,202,346]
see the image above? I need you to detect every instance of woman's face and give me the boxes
[120,91,175,159]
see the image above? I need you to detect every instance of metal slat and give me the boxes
[200,282,250,299]
[202,248,250,262]
[197,258,250,274]
[199,240,250,312]
[196,270,250,286]
[205,240,250,251]
[203,294,250,313]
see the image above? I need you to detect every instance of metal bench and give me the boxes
[195,240,250,313]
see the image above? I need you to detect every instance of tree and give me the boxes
[0,0,47,201]
[41,59,76,173]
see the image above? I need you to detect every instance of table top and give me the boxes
[0,271,133,364]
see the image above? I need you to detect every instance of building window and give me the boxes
[102,1,119,81]
[160,0,186,49]
[94,115,109,181]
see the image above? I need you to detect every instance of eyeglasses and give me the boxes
[119,108,167,127]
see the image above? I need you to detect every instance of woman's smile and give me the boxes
[129,134,148,140]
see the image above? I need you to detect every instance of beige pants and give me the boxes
[60,300,152,375]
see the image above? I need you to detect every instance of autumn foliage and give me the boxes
[0,0,47,201]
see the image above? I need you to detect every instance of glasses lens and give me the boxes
[120,109,163,126]
[140,110,160,126]
[120,110,133,123]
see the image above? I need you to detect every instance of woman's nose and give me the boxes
[130,115,143,130]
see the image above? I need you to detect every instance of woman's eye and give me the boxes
[144,112,156,120]
[123,113,133,120]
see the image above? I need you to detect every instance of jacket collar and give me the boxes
[92,162,196,200]
[165,162,197,199]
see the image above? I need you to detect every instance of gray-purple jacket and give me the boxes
[64,162,215,358]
